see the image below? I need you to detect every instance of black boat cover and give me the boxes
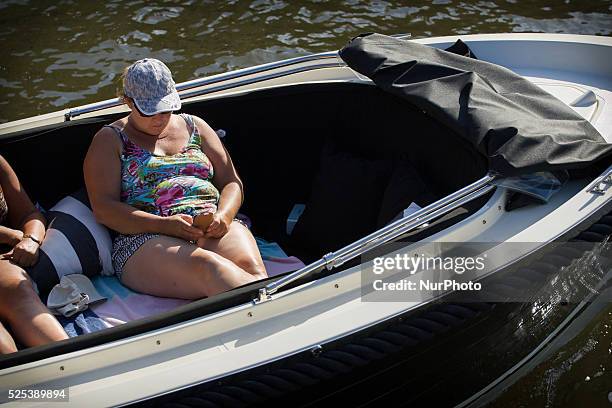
[339,33,612,177]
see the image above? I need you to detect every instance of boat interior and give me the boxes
[1,81,488,266]
[5,76,611,365]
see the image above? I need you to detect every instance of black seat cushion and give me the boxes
[376,158,437,228]
[290,144,392,257]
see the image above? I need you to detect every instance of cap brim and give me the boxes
[47,284,80,309]
[133,90,182,116]
[67,274,106,303]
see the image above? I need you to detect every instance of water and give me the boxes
[491,304,612,408]
[0,0,611,123]
[1,0,611,405]
[489,242,612,407]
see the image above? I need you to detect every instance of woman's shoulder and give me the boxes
[89,121,125,154]
[108,117,128,131]
[188,115,216,139]
[94,118,126,139]
[187,114,208,127]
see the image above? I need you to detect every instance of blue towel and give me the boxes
[56,308,108,337]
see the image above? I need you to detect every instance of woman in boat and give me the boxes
[0,155,68,353]
[84,58,267,299]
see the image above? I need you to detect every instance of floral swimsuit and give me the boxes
[106,114,219,277]
[118,113,219,217]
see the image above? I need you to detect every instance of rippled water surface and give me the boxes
[0,0,610,122]
[490,242,612,407]
[492,304,612,408]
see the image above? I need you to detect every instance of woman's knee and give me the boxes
[230,225,267,279]
[190,249,260,293]
[232,256,267,279]
[189,249,228,285]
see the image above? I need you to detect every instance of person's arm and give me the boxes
[0,225,22,247]
[83,127,203,241]
[193,116,244,238]
[0,155,46,266]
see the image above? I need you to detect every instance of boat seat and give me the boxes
[26,189,305,330]
[289,138,437,260]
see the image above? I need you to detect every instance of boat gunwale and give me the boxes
[1,166,610,373]
[0,179,496,372]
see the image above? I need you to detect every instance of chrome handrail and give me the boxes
[65,52,344,120]
[178,62,343,100]
[63,32,414,120]
[255,173,496,303]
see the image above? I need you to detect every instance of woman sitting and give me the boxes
[84,58,267,299]
[0,155,68,353]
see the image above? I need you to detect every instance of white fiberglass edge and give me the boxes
[413,32,612,46]
[1,169,610,407]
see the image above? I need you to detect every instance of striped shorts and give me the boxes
[111,218,250,280]
[111,233,159,280]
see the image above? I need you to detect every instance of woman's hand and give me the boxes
[160,214,204,242]
[3,236,39,267]
[205,211,232,239]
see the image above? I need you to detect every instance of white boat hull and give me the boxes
[0,33,611,407]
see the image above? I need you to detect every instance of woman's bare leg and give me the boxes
[120,235,259,299]
[0,260,68,351]
[197,221,267,280]
[0,321,17,354]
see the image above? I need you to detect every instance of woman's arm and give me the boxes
[0,155,46,266]
[193,116,244,238]
[84,127,203,241]
[0,225,22,247]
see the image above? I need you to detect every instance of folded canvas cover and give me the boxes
[339,33,612,177]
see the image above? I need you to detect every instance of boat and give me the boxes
[0,33,611,407]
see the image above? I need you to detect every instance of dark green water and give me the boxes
[492,304,612,408]
[0,1,611,406]
[0,0,611,123]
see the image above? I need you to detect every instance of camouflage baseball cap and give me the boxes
[123,58,181,115]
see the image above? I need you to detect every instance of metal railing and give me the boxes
[255,173,497,303]
[63,33,414,121]
[65,52,345,120]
